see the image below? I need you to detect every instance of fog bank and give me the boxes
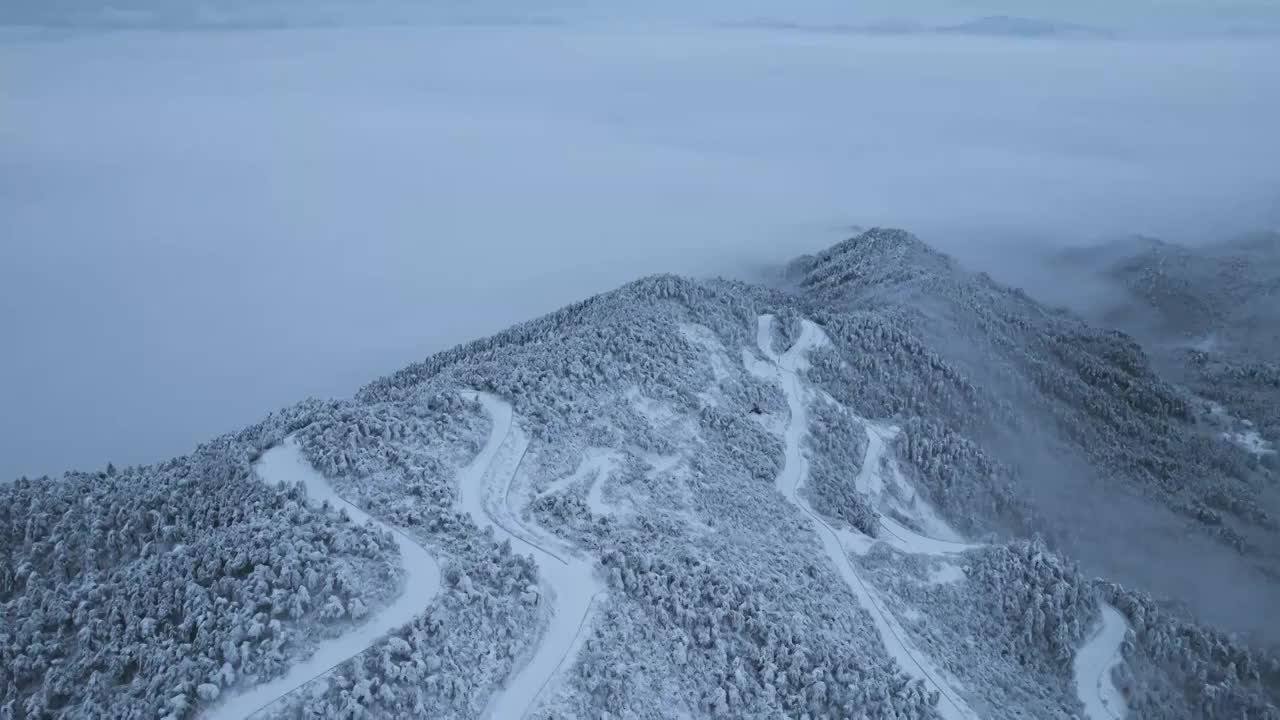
[3,25,1279,479]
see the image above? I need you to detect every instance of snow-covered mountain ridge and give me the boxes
[4,230,1277,719]
[1060,231,1280,461]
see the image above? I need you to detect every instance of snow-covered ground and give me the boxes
[206,437,442,720]
[851,423,978,555]
[679,322,734,408]
[752,314,980,720]
[753,314,1132,719]
[211,324,1135,720]
[539,448,623,517]
[458,392,605,720]
[926,562,967,586]
[1073,603,1131,720]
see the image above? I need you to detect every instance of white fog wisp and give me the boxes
[206,437,443,720]
[6,26,1280,485]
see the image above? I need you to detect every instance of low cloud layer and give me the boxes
[3,25,1278,479]
[7,0,1280,37]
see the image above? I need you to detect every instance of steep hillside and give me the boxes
[1060,231,1280,455]
[788,230,1280,645]
[3,231,1277,720]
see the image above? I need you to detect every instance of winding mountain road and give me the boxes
[207,437,443,720]
[211,394,605,720]
[753,315,979,720]
[458,392,604,720]
[752,314,1129,720]
[1074,603,1130,720]
[213,324,1126,720]
[853,423,979,556]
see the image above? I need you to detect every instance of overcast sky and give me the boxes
[3,23,1279,480]
[6,0,1280,34]
[547,0,1280,34]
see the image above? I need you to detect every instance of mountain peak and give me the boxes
[8,227,1279,720]
[789,227,954,293]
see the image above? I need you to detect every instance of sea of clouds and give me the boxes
[3,21,1278,478]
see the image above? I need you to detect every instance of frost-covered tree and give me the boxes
[0,423,400,719]
[9,228,1277,720]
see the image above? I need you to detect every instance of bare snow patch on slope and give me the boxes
[540,449,621,502]
[584,453,624,517]
[748,404,788,437]
[840,412,977,557]
[679,322,733,407]
[642,452,682,480]
[877,515,980,557]
[926,562,967,586]
[635,451,720,536]
[678,323,732,383]
[881,436,969,543]
[851,419,970,546]
[539,447,626,519]
[742,346,777,380]
[626,387,679,428]
[207,437,442,720]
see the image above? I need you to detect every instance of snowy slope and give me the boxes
[207,438,442,719]
[455,393,605,720]
[8,231,1278,720]
[752,314,980,720]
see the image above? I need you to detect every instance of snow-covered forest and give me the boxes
[1,414,403,718]
[4,230,1278,718]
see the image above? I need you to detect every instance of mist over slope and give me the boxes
[1056,233,1280,616]
[788,230,1280,646]
[5,231,1276,720]
[1054,232,1280,476]
[6,25,1280,485]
